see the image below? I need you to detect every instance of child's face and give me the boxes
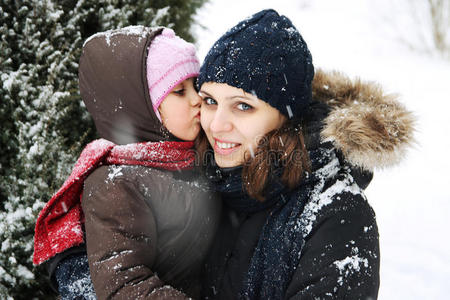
[159,77,202,141]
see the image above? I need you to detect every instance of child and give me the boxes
[33,26,221,299]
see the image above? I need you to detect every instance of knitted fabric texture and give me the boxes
[197,9,314,120]
[33,138,195,265]
[147,28,200,121]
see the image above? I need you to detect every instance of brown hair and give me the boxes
[196,120,311,201]
[242,120,311,201]
[194,129,211,168]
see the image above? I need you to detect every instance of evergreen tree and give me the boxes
[0,1,207,298]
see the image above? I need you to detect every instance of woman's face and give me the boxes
[200,82,286,168]
[159,77,202,141]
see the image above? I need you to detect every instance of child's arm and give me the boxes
[53,251,96,300]
[46,245,91,296]
[81,167,189,300]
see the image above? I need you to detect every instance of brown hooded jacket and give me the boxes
[77,26,221,299]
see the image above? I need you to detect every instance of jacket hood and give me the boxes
[312,69,416,170]
[79,26,178,144]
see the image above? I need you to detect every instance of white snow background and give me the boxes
[193,0,450,299]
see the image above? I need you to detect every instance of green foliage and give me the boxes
[0,0,207,298]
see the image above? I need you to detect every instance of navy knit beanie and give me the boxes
[198,9,314,119]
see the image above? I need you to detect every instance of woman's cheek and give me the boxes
[200,110,210,130]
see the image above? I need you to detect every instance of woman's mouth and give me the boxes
[213,139,241,156]
[195,111,201,119]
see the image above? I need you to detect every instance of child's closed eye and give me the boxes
[173,88,185,95]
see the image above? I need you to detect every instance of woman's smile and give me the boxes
[213,138,242,156]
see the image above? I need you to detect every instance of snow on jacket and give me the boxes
[34,26,222,299]
[82,155,220,299]
[201,69,415,299]
[33,139,196,266]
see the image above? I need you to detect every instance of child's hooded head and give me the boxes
[79,26,201,144]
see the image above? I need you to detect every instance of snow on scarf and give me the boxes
[33,138,195,265]
[212,142,362,299]
[241,144,337,299]
[245,144,367,299]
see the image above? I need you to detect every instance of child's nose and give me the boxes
[190,92,201,107]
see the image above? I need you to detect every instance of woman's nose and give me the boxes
[209,108,232,133]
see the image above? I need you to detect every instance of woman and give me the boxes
[33,26,221,299]
[197,9,414,299]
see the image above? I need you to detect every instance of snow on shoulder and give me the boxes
[297,147,366,239]
[334,253,369,288]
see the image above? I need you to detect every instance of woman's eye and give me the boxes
[237,103,253,111]
[203,97,217,105]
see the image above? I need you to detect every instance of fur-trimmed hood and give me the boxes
[312,69,415,171]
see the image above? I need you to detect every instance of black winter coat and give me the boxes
[202,159,379,299]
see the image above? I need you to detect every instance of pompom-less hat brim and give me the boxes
[146,28,201,121]
[150,60,199,121]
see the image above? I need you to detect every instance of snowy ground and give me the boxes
[193,0,450,299]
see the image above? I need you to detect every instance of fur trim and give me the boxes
[312,69,416,170]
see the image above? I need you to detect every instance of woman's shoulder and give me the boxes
[298,156,377,241]
[287,193,380,299]
[286,165,379,299]
[307,182,377,237]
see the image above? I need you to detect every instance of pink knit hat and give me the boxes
[146,28,200,121]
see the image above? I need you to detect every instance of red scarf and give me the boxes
[33,139,195,265]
